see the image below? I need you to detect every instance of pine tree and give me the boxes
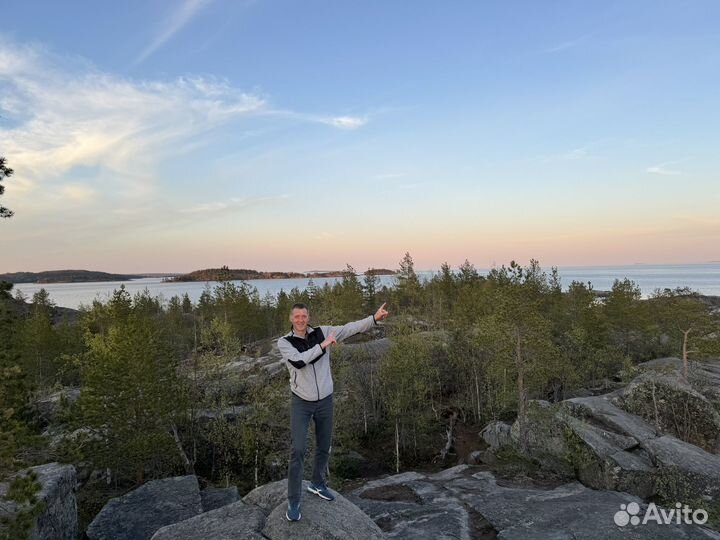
[434,262,456,317]
[78,287,191,485]
[0,157,14,219]
[362,270,380,314]
[0,282,29,476]
[457,259,479,284]
[604,278,646,359]
[336,264,364,320]
[181,293,193,314]
[395,252,421,311]
[652,288,718,377]
[379,333,439,472]
[0,283,43,540]
[19,289,56,386]
[478,262,560,448]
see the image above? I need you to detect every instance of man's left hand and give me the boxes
[374,303,389,322]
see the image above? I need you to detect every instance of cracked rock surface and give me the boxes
[348,465,720,540]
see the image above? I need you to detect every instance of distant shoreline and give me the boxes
[3,262,716,285]
[0,267,396,284]
[0,270,148,284]
[10,264,720,310]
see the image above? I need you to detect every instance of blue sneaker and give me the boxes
[285,501,301,521]
[307,482,335,501]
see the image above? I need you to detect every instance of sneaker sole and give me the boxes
[285,511,301,521]
[307,486,334,501]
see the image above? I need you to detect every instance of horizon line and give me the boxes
[2,260,718,277]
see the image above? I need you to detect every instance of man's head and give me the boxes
[289,303,309,334]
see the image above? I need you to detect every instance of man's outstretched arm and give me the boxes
[322,303,389,343]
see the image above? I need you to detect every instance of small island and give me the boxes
[165,268,307,282]
[0,270,144,284]
[364,268,395,276]
[164,266,397,282]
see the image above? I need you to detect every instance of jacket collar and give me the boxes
[289,325,316,338]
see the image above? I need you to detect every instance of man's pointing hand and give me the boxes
[321,332,337,348]
[374,303,389,322]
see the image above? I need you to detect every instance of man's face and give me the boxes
[290,308,310,333]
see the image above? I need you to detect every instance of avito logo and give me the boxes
[614,502,708,526]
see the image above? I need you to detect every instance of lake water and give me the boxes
[12,263,720,310]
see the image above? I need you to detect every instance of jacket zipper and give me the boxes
[312,364,320,400]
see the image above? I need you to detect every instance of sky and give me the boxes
[1,0,719,273]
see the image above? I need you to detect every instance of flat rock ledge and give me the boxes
[153,478,385,540]
[86,475,203,540]
[348,465,720,540]
[87,475,383,540]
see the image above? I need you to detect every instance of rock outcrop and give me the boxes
[349,465,720,539]
[507,394,720,504]
[200,485,239,512]
[30,463,78,540]
[613,358,720,452]
[262,492,384,540]
[90,476,383,540]
[150,500,266,540]
[244,479,385,540]
[86,476,203,540]
[83,464,720,540]
[0,462,78,540]
[480,421,513,449]
[489,358,720,518]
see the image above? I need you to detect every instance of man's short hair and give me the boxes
[291,303,308,313]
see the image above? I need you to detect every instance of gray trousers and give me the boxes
[288,392,333,505]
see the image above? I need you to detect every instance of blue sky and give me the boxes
[1,0,719,273]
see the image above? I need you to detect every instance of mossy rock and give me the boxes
[509,401,575,477]
[654,466,720,530]
[618,370,720,452]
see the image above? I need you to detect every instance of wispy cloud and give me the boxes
[0,47,265,206]
[540,32,595,54]
[646,160,685,176]
[135,0,214,65]
[0,41,368,214]
[324,116,368,129]
[178,195,288,214]
[264,110,368,130]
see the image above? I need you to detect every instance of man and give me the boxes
[278,302,390,521]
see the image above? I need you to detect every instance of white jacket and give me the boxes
[278,315,377,401]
